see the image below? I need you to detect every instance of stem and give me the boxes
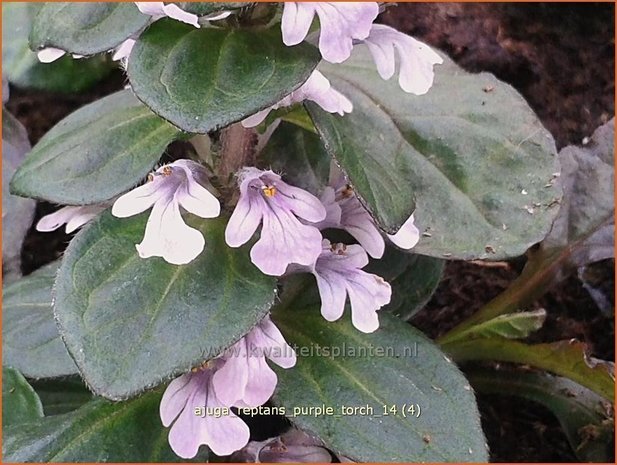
[217,123,257,185]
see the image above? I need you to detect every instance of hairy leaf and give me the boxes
[447,309,547,342]
[128,20,320,133]
[2,367,44,427]
[440,120,614,341]
[273,310,488,462]
[174,2,245,16]
[443,338,614,401]
[310,45,561,258]
[10,90,181,205]
[54,212,276,400]
[2,390,203,462]
[3,260,78,378]
[29,2,149,56]
[2,109,35,280]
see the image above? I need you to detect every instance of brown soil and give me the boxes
[6,3,614,463]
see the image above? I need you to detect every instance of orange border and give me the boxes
[0,2,615,465]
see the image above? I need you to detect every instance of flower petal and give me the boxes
[36,206,82,232]
[251,208,323,276]
[241,109,271,128]
[364,25,443,95]
[387,213,420,250]
[254,317,297,369]
[302,70,353,115]
[276,181,327,223]
[160,373,196,427]
[176,177,220,219]
[315,2,379,63]
[340,197,385,259]
[281,2,315,46]
[346,273,391,333]
[167,377,208,458]
[135,2,165,17]
[212,342,249,407]
[111,178,166,218]
[112,38,135,61]
[136,196,205,265]
[346,281,380,333]
[162,3,200,28]
[314,270,347,322]
[65,205,106,233]
[316,186,342,228]
[242,355,278,407]
[225,194,262,248]
[37,47,66,63]
[204,392,251,456]
[364,33,396,80]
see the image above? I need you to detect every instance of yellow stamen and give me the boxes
[162,165,173,176]
[147,173,155,182]
[262,185,277,197]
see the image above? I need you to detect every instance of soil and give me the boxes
[5,3,615,463]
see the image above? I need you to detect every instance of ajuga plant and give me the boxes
[2,2,614,463]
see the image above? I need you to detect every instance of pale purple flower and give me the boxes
[37,38,134,64]
[242,70,352,128]
[36,204,107,234]
[225,167,326,276]
[135,2,201,27]
[387,213,420,250]
[281,2,379,63]
[231,429,332,463]
[212,316,296,407]
[316,183,385,259]
[160,362,250,458]
[363,24,443,95]
[112,159,220,265]
[308,239,391,333]
[111,38,136,62]
[36,48,84,63]
[316,168,420,254]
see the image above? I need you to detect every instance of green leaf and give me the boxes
[442,338,614,401]
[3,261,79,378]
[440,119,614,342]
[366,247,444,320]
[446,309,546,343]
[272,311,488,462]
[54,212,277,400]
[261,121,331,195]
[31,378,93,416]
[2,367,44,427]
[310,45,561,255]
[174,2,245,16]
[2,390,203,462]
[9,89,181,205]
[468,368,614,462]
[128,20,320,133]
[2,3,113,93]
[539,118,614,272]
[29,2,149,56]
[2,109,35,280]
